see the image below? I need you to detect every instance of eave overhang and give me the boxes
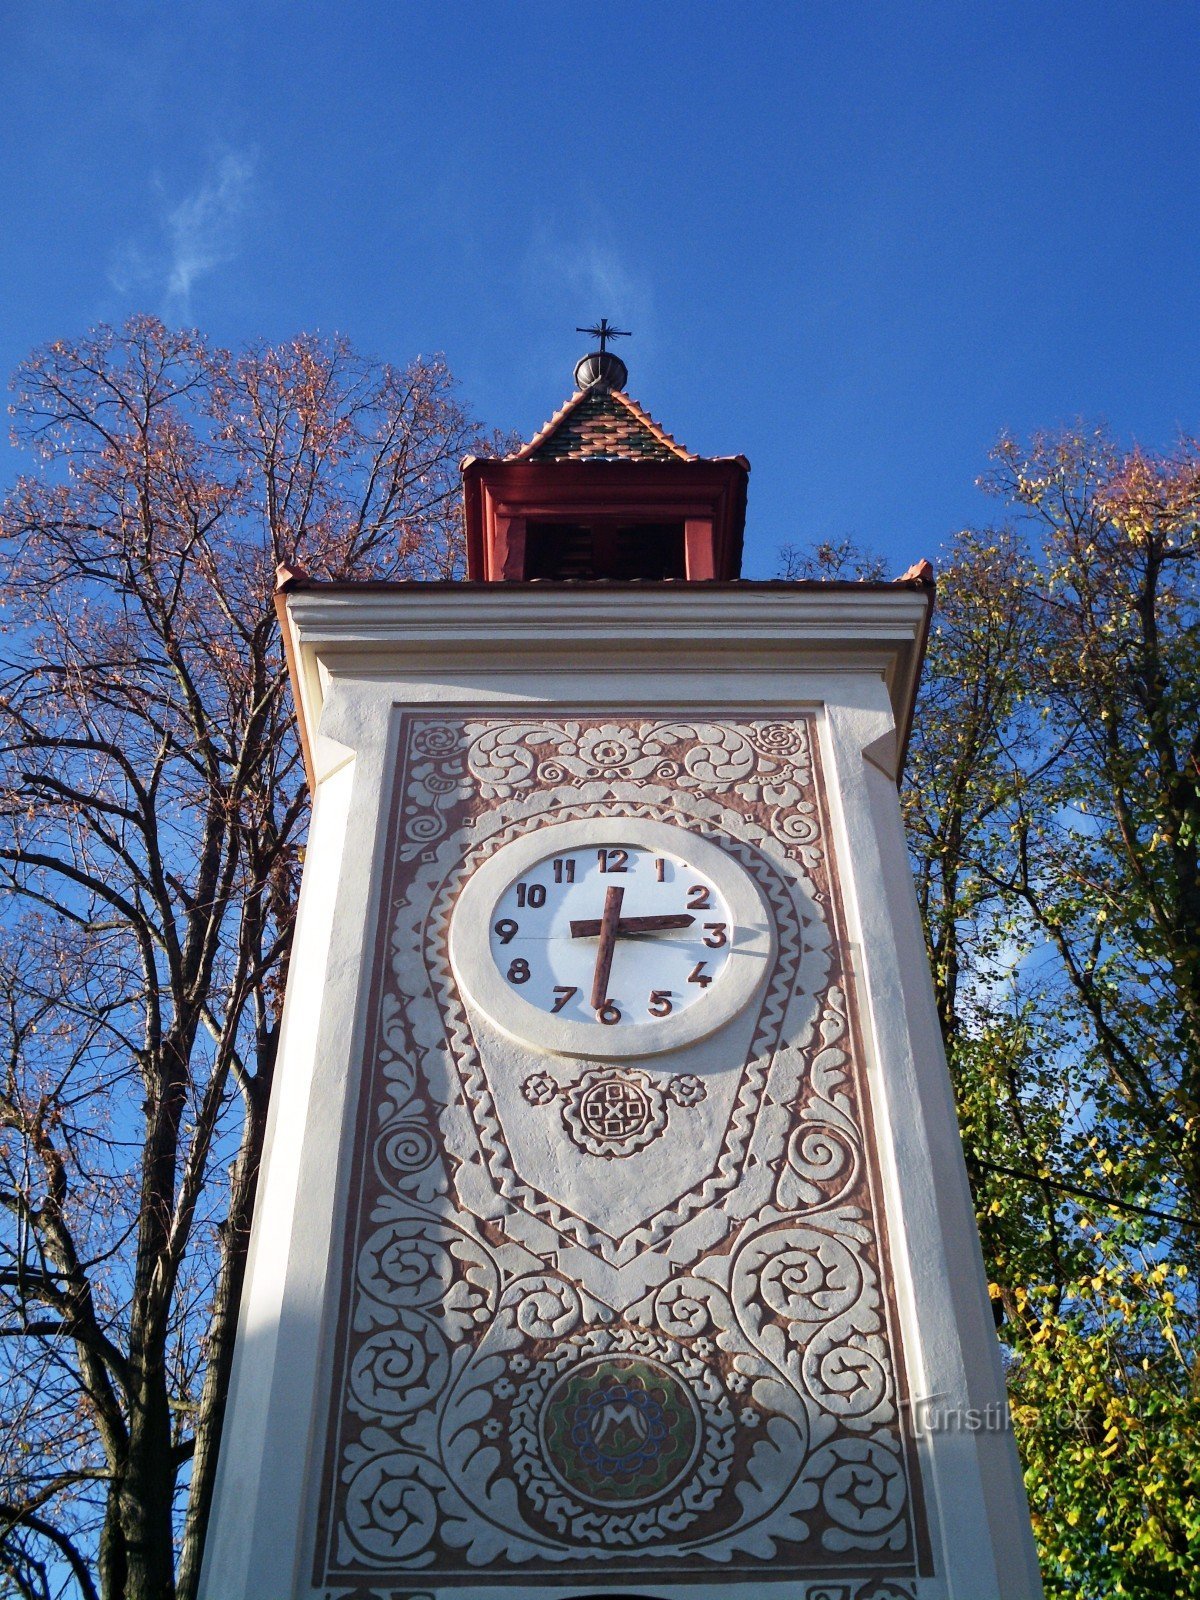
[275,578,935,794]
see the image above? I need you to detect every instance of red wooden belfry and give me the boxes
[462,336,749,583]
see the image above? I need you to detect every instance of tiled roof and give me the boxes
[511,385,697,463]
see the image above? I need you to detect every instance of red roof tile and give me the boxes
[510,385,697,463]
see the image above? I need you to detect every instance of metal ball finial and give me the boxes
[574,318,630,390]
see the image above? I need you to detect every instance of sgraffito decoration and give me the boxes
[313,718,931,1594]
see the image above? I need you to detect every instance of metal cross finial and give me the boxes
[576,317,631,353]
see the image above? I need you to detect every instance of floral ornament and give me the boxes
[577,727,636,774]
[667,1074,707,1107]
[739,1407,761,1429]
[494,1377,515,1400]
[521,1073,558,1106]
[483,1417,504,1440]
[735,777,803,808]
[509,1353,530,1374]
[726,1370,749,1395]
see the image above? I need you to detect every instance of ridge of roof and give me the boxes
[508,385,698,464]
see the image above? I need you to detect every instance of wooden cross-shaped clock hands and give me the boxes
[571,886,696,1008]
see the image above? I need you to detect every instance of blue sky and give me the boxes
[2,2,1198,576]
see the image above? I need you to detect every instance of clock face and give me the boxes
[487,842,735,1030]
[450,818,774,1059]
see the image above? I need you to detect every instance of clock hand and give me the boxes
[570,913,695,937]
[589,885,625,1010]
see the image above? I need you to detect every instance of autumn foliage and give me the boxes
[906,428,1200,1597]
[1,315,1197,1600]
[0,318,498,1600]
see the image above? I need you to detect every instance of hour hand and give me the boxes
[590,886,625,1010]
[570,912,695,938]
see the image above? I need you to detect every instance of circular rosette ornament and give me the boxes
[667,1073,707,1107]
[561,1067,667,1158]
[520,1072,558,1107]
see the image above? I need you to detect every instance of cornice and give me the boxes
[279,584,933,791]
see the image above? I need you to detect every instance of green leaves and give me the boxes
[908,429,1200,1596]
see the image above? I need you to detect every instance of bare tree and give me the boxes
[0,317,500,1599]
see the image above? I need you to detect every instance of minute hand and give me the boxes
[571,913,695,938]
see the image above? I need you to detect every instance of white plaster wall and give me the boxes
[200,587,1043,1600]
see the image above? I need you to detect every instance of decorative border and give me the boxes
[313,716,931,1592]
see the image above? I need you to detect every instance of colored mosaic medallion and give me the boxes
[538,1355,701,1505]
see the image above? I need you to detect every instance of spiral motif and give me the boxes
[752,722,807,756]
[513,1275,581,1339]
[375,1121,437,1184]
[758,1231,862,1324]
[788,1126,849,1183]
[778,1123,857,1210]
[349,1319,449,1417]
[803,1337,887,1418]
[466,730,537,789]
[807,1438,906,1535]
[771,804,820,845]
[537,761,569,783]
[680,733,756,784]
[344,1458,437,1561]
[653,1279,712,1338]
[404,811,445,842]
[411,724,460,756]
[359,1224,454,1310]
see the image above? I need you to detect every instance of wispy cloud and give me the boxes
[164,149,255,312]
[521,224,657,393]
[108,148,257,319]
[527,229,654,335]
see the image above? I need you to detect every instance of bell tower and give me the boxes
[201,332,1043,1600]
[463,323,748,583]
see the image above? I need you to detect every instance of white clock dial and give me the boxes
[450,818,774,1059]
[488,842,734,1029]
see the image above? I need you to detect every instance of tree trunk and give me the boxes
[119,1378,178,1600]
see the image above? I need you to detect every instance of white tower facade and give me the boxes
[200,363,1042,1600]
